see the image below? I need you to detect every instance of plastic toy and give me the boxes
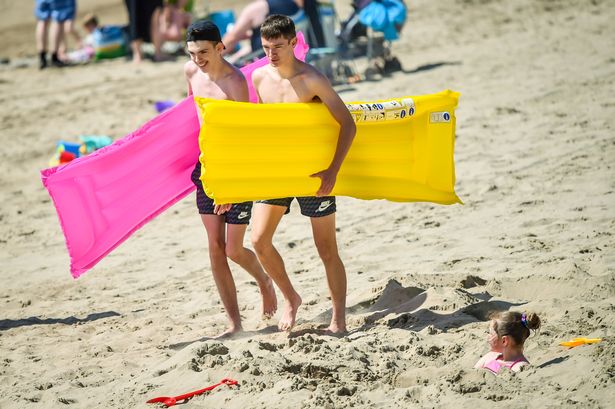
[79,135,113,155]
[559,337,602,348]
[146,378,238,407]
[155,100,176,113]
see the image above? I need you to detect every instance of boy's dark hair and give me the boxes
[491,311,541,346]
[260,14,296,40]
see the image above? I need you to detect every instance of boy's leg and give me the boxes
[225,222,277,319]
[295,196,346,333]
[131,39,144,63]
[36,20,49,69]
[201,214,242,336]
[310,213,347,333]
[49,19,65,66]
[251,202,302,331]
[35,0,51,68]
[59,19,78,59]
[150,6,164,61]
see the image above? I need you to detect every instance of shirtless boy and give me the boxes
[184,20,277,337]
[250,15,356,333]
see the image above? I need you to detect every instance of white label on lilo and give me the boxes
[346,98,415,123]
[430,112,451,123]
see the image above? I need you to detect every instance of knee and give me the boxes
[225,243,243,264]
[315,241,339,264]
[251,233,272,256]
[208,240,226,259]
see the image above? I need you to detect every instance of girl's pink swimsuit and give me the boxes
[483,354,528,374]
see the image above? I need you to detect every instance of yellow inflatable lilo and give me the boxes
[196,90,461,205]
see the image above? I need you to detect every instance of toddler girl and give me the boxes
[475,311,541,374]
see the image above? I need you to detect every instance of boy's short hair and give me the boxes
[82,13,98,27]
[260,14,296,41]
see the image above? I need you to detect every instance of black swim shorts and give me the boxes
[191,162,252,224]
[256,196,336,217]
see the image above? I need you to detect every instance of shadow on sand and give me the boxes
[0,311,121,331]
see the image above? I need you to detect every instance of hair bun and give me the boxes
[525,312,541,331]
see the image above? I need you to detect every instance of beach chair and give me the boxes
[338,0,406,77]
[302,1,362,84]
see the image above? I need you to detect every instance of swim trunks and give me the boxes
[35,0,76,22]
[257,196,336,217]
[191,162,252,224]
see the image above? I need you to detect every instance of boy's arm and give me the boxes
[309,74,356,196]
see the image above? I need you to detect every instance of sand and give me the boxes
[0,0,614,407]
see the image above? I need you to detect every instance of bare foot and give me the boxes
[131,51,143,64]
[326,324,347,335]
[260,278,278,319]
[278,293,302,332]
[327,319,347,335]
[214,325,242,339]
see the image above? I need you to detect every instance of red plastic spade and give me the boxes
[146,378,238,407]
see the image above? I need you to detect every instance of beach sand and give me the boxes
[1,0,614,407]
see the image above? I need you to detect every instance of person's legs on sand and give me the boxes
[49,19,65,67]
[225,223,277,319]
[201,214,242,337]
[58,19,78,60]
[251,203,302,331]
[150,5,170,62]
[36,19,49,69]
[310,213,347,334]
[131,39,144,63]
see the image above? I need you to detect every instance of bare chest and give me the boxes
[190,74,229,100]
[258,76,314,103]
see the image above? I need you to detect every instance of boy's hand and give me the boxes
[214,204,232,215]
[310,168,338,196]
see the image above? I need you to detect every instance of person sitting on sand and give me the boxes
[62,13,125,63]
[184,20,277,338]
[475,311,541,374]
[152,0,192,61]
[82,12,98,35]
[221,0,303,63]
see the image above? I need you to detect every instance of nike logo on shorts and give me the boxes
[317,200,332,212]
[237,211,249,219]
